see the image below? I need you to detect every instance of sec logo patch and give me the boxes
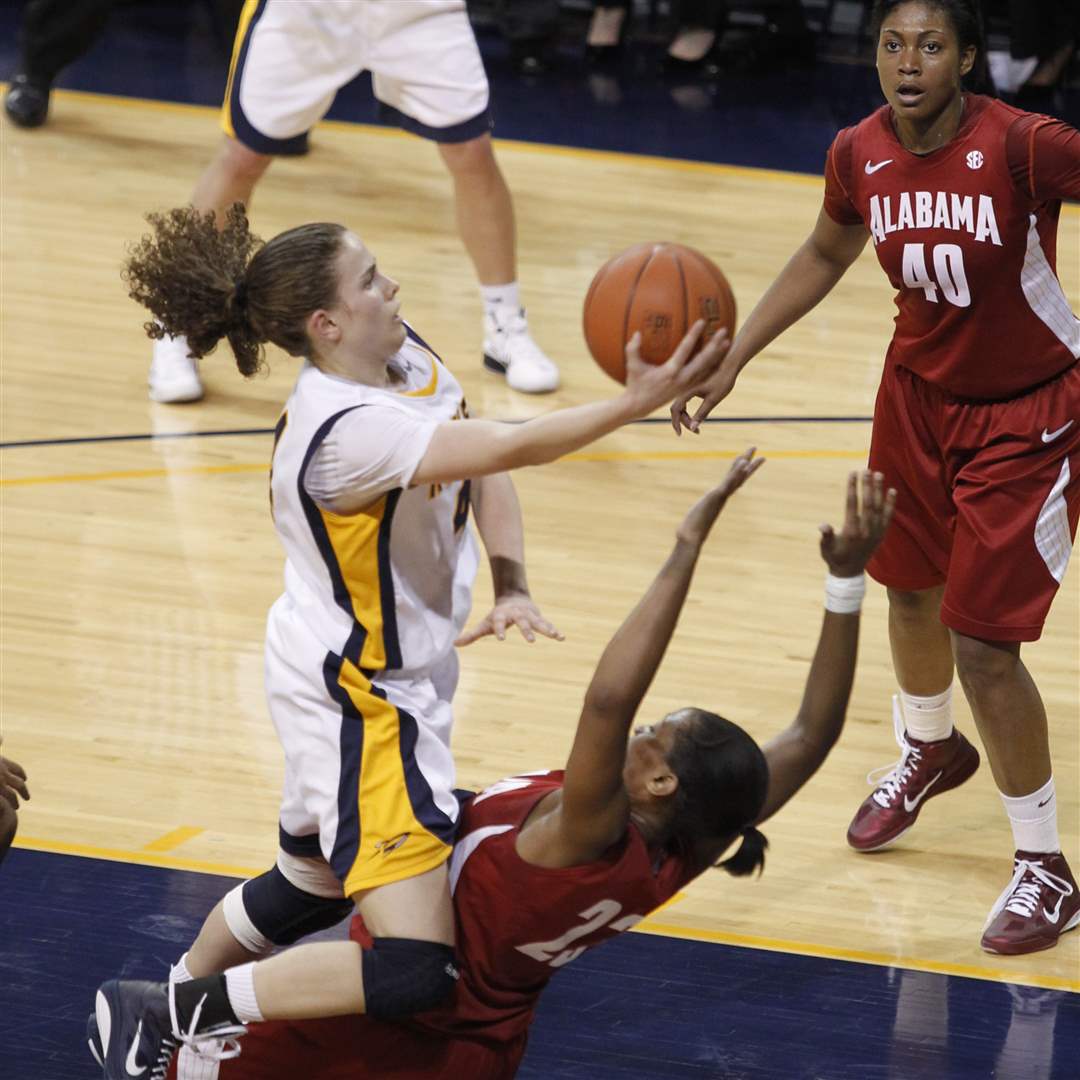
[966,150,984,169]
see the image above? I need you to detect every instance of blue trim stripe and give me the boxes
[324,655,364,884]
[296,408,364,624]
[376,102,494,144]
[227,0,309,156]
[278,822,322,859]
[375,489,403,672]
[393,697,458,844]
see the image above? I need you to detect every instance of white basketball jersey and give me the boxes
[267,329,479,682]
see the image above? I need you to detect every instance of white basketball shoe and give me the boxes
[149,334,204,403]
[482,310,560,394]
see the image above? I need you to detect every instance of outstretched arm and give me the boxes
[517,450,765,867]
[457,471,564,646]
[671,210,869,434]
[755,471,895,825]
[413,323,729,487]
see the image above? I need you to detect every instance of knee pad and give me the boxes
[360,938,459,1020]
[224,865,353,953]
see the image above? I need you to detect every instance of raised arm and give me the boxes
[671,210,869,434]
[754,471,895,825]
[412,323,728,487]
[516,450,765,868]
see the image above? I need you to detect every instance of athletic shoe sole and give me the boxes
[981,910,1080,956]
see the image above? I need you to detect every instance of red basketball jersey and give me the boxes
[413,770,698,1043]
[823,94,1080,400]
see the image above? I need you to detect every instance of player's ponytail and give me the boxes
[870,0,994,95]
[663,709,770,875]
[124,206,346,377]
[718,826,768,878]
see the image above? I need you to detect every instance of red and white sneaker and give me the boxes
[846,697,981,852]
[981,851,1080,955]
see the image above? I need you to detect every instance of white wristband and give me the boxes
[825,573,865,613]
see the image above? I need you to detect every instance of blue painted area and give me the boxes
[2,848,1076,1079]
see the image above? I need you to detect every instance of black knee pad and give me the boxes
[242,865,354,947]
[360,937,459,1020]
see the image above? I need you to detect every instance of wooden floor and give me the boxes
[2,89,1077,989]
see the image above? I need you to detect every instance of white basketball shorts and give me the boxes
[222,0,492,154]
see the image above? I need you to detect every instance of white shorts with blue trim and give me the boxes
[223,0,492,154]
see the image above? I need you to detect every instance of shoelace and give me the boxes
[149,1035,178,1080]
[866,696,921,808]
[171,990,248,1063]
[985,859,1075,926]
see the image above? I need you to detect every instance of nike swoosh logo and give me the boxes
[126,1020,147,1077]
[903,770,943,812]
[865,159,894,174]
[1041,420,1074,443]
[1037,796,1054,807]
[1044,896,1063,924]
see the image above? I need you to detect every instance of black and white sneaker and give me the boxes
[94,979,177,1079]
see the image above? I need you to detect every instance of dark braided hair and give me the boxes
[123,204,346,377]
[871,0,994,94]
[663,708,770,878]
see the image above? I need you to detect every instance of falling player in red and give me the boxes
[671,0,1080,955]
[155,456,895,1079]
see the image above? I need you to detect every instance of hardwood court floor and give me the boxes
[2,90,1077,989]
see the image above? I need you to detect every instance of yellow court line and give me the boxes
[0,449,867,488]
[15,834,1074,992]
[635,919,1080,993]
[142,825,206,853]
[19,84,1079,216]
[0,462,269,487]
[15,835,262,879]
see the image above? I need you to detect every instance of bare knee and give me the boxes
[952,633,1021,699]
[438,133,500,179]
[887,586,944,627]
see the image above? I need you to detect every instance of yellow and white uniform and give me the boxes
[267,328,478,896]
[223,0,492,155]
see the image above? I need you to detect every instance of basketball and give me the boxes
[582,242,736,384]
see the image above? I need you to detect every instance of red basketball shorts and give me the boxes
[867,360,1080,642]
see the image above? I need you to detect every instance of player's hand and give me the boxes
[623,321,730,418]
[456,594,565,646]
[819,470,896,577]
[676,447,765,548]
[669,347,743,436]
[0,740,30,812]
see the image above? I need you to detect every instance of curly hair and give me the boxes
[123,204,346,377]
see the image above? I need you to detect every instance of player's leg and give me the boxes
[149,0,345,404]
[941,372,1080,954]
[847,366,979,851]
[367,0,559,393]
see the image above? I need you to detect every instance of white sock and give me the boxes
[481,282,522,326]
[899,686,954,742]
[170,953,194,984]
[1000,777,1060,854]
[224,962,264,1024]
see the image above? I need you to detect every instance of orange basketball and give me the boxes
[582,242,736,384]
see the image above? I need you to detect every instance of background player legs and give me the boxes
[950,633,1051,798]
[438,133,559,393]
[437,133,516,287]
[3,0,115,127]
[149,136,273,403]
[191,136,273,221]
[887,586,953,695]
